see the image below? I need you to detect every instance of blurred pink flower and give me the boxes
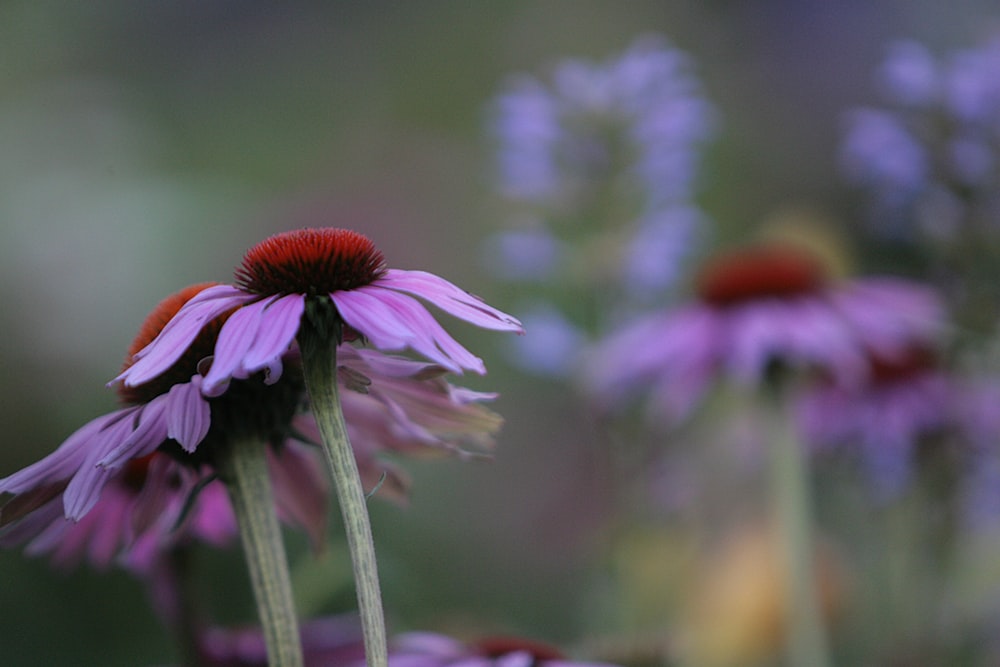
[587,243,946,426]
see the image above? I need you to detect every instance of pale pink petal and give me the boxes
[241,294,305,374]
[202,298,272,393]
[164,378,212,452]
[380,269,524,332]
[0,410,133,495]
[332,289,418,351]
[63,448,119,521]
[116,286,254,387]
[96,399,170,471]
[337,287,485,374]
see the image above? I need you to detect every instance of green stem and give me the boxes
[766,390,832,667]
[299,324,388,667]
[218,436,304,667]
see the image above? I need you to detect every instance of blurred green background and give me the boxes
[1,2,998,665]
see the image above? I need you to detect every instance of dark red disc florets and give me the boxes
[234,227,388,296]
[118,283,232,405]
[696,244,827,307]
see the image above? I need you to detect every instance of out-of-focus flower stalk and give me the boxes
[766,386,831,667]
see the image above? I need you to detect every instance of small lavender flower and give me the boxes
[503,303,587,378]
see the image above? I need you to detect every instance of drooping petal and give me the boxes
[63,445,120,521]
[332,288,418,352]
[379,269,524,332]
[336,287,486,374]
[241,293,305,375]
[201,297,271,393]
[164,378,212,452]
[96,399,170,471]
[116,286,254,387]
[0,409,133,495]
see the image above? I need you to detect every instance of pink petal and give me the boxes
[116,286,253,387]
[335,288,485,373]
[332,289,418,351]
[241,294,305,374]
[96,399,169,471]
[379,269,523,332]
[164,378,212,452]
[0,410,132,495]
[202,298,271,393]
[63,447,118,521]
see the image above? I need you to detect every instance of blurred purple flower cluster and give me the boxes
[842,35,1000,243]
[487,36,717,376]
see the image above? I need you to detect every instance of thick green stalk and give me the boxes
[299,322,388,667]
[218,436,304,667]
[766,389,831,667]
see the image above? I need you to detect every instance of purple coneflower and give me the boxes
[0,285,502,569]
[587,243,945,426]
[116,228,522,396]
[1,274,508,666]
[109,227,520,667]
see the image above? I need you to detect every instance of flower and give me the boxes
[384,632,619,667]
[1,280,505,565]
[116,228,523,398]
[586,243,946,425]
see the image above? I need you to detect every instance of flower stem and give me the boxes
[299,323,388,667]
[766,389,831,667]
[218,436,304,667]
